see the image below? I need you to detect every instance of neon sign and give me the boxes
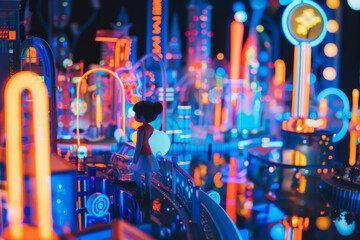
[146,0,168,67]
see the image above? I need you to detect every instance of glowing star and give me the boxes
[295,9,322,37]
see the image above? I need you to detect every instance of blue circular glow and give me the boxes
[216,67,226,77]
[270,223,286,240]
[234,11,248,23]
[310,73,317,85]
[258,51,270,62]
[317,88,350,142]
[279,0,293,6]
[309,112,317,119]
[334,211,356,236]
[281,0,328,47]
[87,193,110,217]
[258,66,269,77]
[233,2,246,12]
[348,0,360,10]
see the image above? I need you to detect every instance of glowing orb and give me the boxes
[327,0,340,9]
[234,11,248,22]
[324,43,338,57]
[270,223,286,240]
[323,67,337,81]
[114,129,123,143]
[348,0,360,10]
[316,216,331,231]
[149,131,171,156]
[327,19,339,33]
[334,211,356,236]
[233,2,245,12]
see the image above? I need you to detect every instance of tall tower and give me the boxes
[167,13,182,68]
[186,0,213,71]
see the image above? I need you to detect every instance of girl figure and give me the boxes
[132,101,163,200]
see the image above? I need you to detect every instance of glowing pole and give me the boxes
[292,43,311,118]
[225,157,238,224]
[351,89,359,125]
[95,94,103,128]
[281,0,328,132]
[5,72,53,239]
[349,89,359,166]
[229,21,244,128]
[273,59,286,100]
[76,68,126,146]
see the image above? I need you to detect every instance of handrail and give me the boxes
[199,190,243,240]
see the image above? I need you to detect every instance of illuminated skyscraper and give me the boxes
[167,13,182,68]
[186,0,213,70]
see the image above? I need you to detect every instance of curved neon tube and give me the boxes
[5,72,52,239]
[76,68,126,146]
[128,53,167,131]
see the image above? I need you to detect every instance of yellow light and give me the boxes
[316,216,331,231]
[5,72,53,239]
[323,67,337,81]
[327,20,339,33]
[327,0,340,9]
[324,43,338,57]
[217,53,224,60]
[256,25,264,32]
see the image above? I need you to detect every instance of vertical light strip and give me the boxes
[229,21,244,80]
[304,44,311,118]
[5,72,52,239]
[95,95,103,128]
[274,59,286,86]
[351,89,359,124]
[349,130,357,166]
[214,102,222,127]
[77,68,126,146]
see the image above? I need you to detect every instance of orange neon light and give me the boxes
[304,43,311,118]
[274,59,286,86]
[214,102,222,127]
[96,95,103,128]
[115,39,131,69]
[226,157,237,224]
[351,89,359,124]
[349,130,357,166]
[5,72,52,239]
[151,0,163,60]
[292,47,298,118]
[76,68,126,146]
[229,21,244,80]
[95,37,119,42]
[194,167,201,186]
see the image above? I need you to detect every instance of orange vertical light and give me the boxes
[194,167,201,186]
[96,95,103,128]
[115,39,131,69]
[214,102,222,127]
[77,68,126,146]
[351,89,359,124]
[274,59,286,86]
[5,72,52,239]
[304,44,311,118]
[229,21,244,80]
[226,157,237,224]
[349,130,357,166]
[291,46,298,118]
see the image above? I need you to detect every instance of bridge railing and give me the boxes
[153,155,201,225]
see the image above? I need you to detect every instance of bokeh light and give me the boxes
[316,216,331,231]
[324,43,338,57]
[327,0,340,9]
[234,11,248,22]
[323,67,337,81]
[217,53,224,60]
[232,1,245,12]
[348,0,360,10]
[327,20,339,33]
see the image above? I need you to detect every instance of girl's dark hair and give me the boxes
[133,101,163,123]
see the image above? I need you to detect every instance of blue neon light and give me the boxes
[281,0,328,47]
[317,88,350,142]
